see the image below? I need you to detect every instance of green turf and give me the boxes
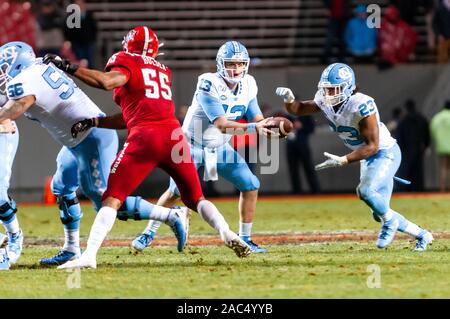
[1,196,450,298]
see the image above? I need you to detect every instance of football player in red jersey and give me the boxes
[45,26,269,269]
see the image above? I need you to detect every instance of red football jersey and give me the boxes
[105,51,178,128]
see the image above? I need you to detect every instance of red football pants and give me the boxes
[103,124,203,210]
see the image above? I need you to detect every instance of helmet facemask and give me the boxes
[220,58,249,84]
[318,82,350,107]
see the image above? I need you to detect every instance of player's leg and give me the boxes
[74,128,177,225]
[131,179,181,252]
[375,146,432,251]
[357,146,401,248]
[218,143,265,253]
[131,142,204,252]
[0,131,22,265]
[161,139,251,258]
[58,129,190,269]
[40,147,83,265]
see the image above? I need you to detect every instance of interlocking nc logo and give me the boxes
[338,67,351,80]
[366,264,381,288]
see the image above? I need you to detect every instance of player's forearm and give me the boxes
[285,100,319,116]
[214,119,253,134]
[0,99,32,121]
[345,144,378,163]
[73,67,112,90]
[97,113,127,130]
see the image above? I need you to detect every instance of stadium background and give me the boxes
[1,0,449,201]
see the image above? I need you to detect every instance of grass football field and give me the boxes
[1,194,450,298]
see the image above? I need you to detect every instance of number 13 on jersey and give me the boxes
[141,69,172,100]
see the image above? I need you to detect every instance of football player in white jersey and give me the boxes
[0,41,189,266]
[0,92,19,268]
[132,41,274,253]
[276,63,433,251]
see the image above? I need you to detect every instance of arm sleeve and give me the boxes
[197,91,225,123]
[245,97,263,121]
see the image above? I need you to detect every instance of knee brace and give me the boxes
[117,196,143,221]
[0,198,17,223]
[57,195,83,225]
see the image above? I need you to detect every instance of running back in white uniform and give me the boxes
[314,91,396,151]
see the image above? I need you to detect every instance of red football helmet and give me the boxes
[122,26,159,58]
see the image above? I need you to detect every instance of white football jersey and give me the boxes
[6,60,105,147]
[183,72,258,148]
[314,91,396,151]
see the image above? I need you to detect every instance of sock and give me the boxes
[391,210,422,238]
[143,220,162,235]
[84,206,117,258]
[239,222,252,238]
[148,205,173,222]
[197,200,230,237]
[63,227,80,254]
[3,215,20,234]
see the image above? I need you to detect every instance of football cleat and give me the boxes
[240,236,267,253]
[167,207,190,252]
[57,253,96,269]
[131,231,155,253]
[0,248,10,270]
[0,232,7,248]
[222,230,251,258]
[6,229,23,265]
[376,217,399,249]
[40,249,81,266]
[414,230,433,252]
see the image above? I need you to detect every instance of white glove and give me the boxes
[315,152,348,171]
[276,87,295,103]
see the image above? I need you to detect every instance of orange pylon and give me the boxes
[43,176,56,204]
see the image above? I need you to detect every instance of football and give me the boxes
[265,116,294,138]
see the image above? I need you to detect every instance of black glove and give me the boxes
[43,53,79,75]
[71,118,97,138]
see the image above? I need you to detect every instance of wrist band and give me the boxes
[247,122,256,133]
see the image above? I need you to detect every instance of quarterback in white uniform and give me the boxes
[276,63,433,251]
[133,41,274,253]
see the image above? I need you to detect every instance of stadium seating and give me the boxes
[88,0,434,67]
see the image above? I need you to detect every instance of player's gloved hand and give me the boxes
[275,87,295,104]
[315,152,348,171]
[43,53,79,75]
[71,118,98,138]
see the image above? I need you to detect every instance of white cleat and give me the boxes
[221,230,251,258]
[57,254,97,269]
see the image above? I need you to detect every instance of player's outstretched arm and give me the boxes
[43,54,128,91]
[275,87,320,115]
[213,116,278,137]
[0,95,35,122]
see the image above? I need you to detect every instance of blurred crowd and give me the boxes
[1,0,97,68]
[322,0,450,68]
